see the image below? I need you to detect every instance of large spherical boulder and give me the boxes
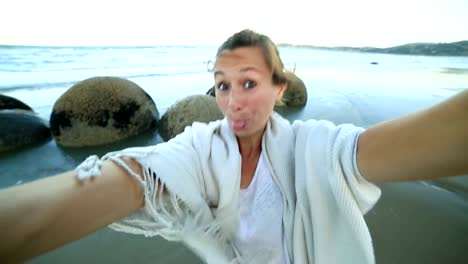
[158,95,223,141]
[283,72,307,107]
[50,76,159,147]
[206,86,215,97]
[0,95,33,111]
[0,110,51,153]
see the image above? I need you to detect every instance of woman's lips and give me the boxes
[231,120,246,130]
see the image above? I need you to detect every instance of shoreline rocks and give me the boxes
[50,76,159,147]
[282,71,307,107]
[158,95,223,141]
[0,95,33,111]
[0,110,51,153]
[0,95,51,153]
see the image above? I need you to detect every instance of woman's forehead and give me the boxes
[214,47,269,74]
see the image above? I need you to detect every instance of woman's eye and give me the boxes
[216,82,229,91]
[243,80,256,89]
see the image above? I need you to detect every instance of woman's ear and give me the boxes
[275,83,287,106]
[276,83,287,101]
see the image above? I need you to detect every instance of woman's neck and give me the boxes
[237,133,263,189]
[237,133,262,159]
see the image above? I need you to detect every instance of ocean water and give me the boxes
[0,45,468,263]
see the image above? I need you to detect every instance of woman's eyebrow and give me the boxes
[240,67,259,73]
[214,67,260,77]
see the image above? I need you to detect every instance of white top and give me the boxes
[234,154,290,264]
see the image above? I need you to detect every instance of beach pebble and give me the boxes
[283,72,308,107]
[0,94,33,111]
[50,76,159,147]
[158,95,223,141]
[0,110,51,153]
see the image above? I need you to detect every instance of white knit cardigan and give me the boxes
[76,112,381,264]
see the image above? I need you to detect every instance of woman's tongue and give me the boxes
[231,120,246,130]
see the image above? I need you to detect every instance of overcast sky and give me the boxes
[1,0,467,47]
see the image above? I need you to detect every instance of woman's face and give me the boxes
[214,47,285,139]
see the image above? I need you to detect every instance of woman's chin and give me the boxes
[233,128,250,137]
[233,127,266,141]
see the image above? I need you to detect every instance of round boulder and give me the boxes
[0,110,51,153]
[206,86,215,97]
[50,76,159,147]
[283,72,307,107]
[158,95,224,141]
[0,95,33,111]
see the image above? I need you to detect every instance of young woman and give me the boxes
[1,29,467,264]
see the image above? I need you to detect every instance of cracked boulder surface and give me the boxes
[50,76,159,147]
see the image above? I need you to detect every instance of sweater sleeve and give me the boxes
[335,123,381,214]
[293,119,381,215]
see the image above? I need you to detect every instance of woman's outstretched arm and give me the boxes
[357,89,468,183]
[0,159,144,263]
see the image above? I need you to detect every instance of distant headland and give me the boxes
[278,41,468,57]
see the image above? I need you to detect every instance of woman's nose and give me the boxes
[228,87,245,111]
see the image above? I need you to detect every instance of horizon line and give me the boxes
[1,39,467,49]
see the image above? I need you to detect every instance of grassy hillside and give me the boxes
[362,41,468,56]
[279,41,468,56]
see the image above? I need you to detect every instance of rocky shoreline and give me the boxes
[0,73,308,153]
